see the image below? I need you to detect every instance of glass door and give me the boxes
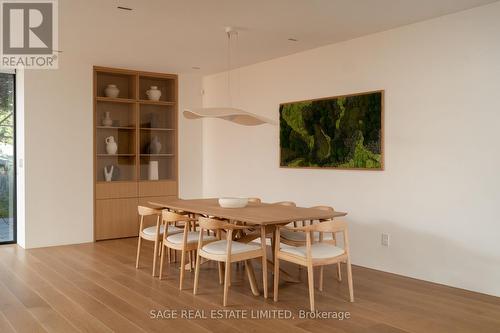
[0,72,15,244]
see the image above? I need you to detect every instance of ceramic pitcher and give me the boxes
[105,136,118,154]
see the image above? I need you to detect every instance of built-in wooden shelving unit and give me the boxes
[93,66,178,240]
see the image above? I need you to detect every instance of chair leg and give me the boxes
[188,250,193,272]
[167,247,171,263]
[152,238,159,277]
[337,262,342,282]
[307,264,315,311]
[179,249,186,290]
[193,252,201,295]
[346,258,354,302]
[273,255,280,302]
[218,262,224,285]
[135,236,142,269]
[223,260,231,306]
[159,245,166,280]
[319,266,324,292]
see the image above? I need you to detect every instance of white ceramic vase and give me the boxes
[102,111,113,126]
[105,136,118,154]
[148,161,159,180]
[104,84,120,98]
[146,86,161,101]
[149,136,162,154]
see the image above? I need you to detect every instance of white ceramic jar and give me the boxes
[104,84,120,98]
[146,86,161,101]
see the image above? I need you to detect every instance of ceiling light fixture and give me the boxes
[288,38,298,42]
[192,66,201,70]
[117,6,132,11]
[183,27,275,126]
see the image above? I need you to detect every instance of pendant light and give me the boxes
[183,27,275,126]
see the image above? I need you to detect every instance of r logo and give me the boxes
[2,2,53,54]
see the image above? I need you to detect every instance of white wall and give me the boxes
[202,3,500,296]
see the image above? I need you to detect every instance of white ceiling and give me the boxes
[63,0,498,74]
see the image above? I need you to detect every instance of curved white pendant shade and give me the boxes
[183,107,276,126]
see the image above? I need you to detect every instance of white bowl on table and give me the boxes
[218,197,248,208]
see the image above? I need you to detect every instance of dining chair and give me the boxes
[159,210,217,290]
[248,197,261,203]
[273,220,353,311]
[279,205,342,282]
[193,217,268,306]
[136,206,182,276]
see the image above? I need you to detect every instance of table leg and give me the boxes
[260,226,268,298]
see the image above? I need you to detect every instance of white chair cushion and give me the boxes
[202,240,260,255]
[280,230,333,242]
[166,231,216,244]
[281,243,344,259]
[251,237,272,246]
[142,225,183,236]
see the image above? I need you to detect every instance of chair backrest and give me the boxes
[198,216,228,231]
[162,210,193,224]
[303,220,347,233]
[138,205,161,216]
[248,197,261,203]
[273,201,296,207]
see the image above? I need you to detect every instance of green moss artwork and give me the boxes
[280,91,383,169]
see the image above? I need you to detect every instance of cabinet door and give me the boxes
[95,198,138,240]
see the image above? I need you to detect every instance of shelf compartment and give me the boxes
[96,71,136,99]
[139,130,174,155]
[138,75,176,102]
[139,156,175,181]
[139,103,175,129]
[96,128,136,155]
[96,101,136,127]
[96,155,136,182]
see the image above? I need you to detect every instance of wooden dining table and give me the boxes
[148,198,347,296]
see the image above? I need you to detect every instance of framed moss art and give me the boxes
[279,90,384,170]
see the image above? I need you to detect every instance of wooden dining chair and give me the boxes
[193,217,268,306]
[136,206,181,276]
[159,210,217,290]
[279,205,342,281]
[273,220,354,311]
[248,197,262,203]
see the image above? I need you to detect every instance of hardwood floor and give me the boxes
[0,238,499,333]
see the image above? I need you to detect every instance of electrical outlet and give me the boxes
[381,233,390,247]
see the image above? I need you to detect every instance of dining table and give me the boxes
[148,198,348,296]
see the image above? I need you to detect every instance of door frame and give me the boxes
[0,71,16,245]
